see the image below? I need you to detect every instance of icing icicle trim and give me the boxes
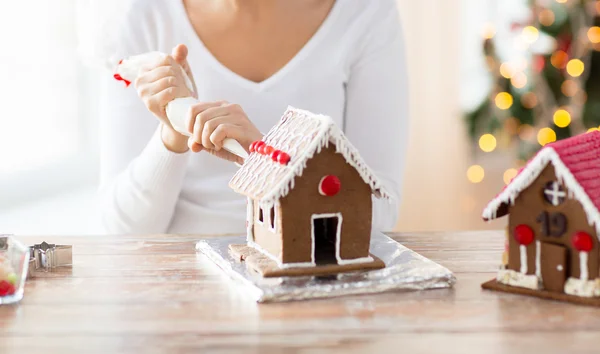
[519,245,528,274]
[229,107,393,205]
[482,147,600,236]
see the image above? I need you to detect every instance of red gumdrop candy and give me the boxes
[255,141,266,153]
[572,232,594,252]
[514,224,534,246]
[278,152,291,165]
[249,141,257,153]
[319,175,341,196]
[264,146,274,155]
[0,280,12,296]
[271,150,281,161]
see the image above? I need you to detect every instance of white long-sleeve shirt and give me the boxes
[99,0,409,235]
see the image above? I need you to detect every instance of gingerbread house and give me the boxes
[482,131,600,304]
[228,107,388,277]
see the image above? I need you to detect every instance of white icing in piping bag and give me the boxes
[115,52,249,160]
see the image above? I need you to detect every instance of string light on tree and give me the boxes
[522,26,540,44]
[511,72,528,88]
[561,80,578,97]
[538,127,557,146]
[566,59,585,77]
[467,165,485,184]
[551,50,569,69]
[588,26,600,44]
[495,92,514,110]
[479,134,497,152]
[539,9,555,26]
[499,63,516,79]
[553,109,572,128]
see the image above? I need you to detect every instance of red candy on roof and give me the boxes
[249,140,290,165]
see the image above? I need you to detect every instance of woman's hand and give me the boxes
[134,44,197,153]
[185,102,263,164]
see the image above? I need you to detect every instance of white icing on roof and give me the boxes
[482,147,600,236]
[229,107,390,204]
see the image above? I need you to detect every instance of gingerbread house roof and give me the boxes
[229,107,390,205]
[482,131,600,232]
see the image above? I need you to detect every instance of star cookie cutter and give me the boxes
[28,242,72,277]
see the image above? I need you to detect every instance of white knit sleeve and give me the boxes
[97,1,190,234]
[344,2,409,232]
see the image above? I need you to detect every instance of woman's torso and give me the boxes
[134,0,383,234]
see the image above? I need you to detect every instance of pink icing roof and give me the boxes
[482,131,600,227]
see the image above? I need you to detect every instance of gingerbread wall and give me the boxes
[252,200,283,260]
[279,145,372,264]
[507,164,599,280]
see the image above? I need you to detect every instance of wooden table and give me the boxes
[1,231,599,354]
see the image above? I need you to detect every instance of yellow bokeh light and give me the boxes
[521,92,538,109]
[556,0,568,3]
[499,63,516,79]
[495,92,514,110]
[553,109,571,128]
[482,23,496,39]
[522,26,540,44]
[511,72,528,88]
[539,9,555,27]
[551,51,569,69]
[479,134,497,152]
[467,165,485,184]
[588,127,599,133]
[503,168,519,185]
[561,80,578,97]
[566,59,585,77]
[538,128,557,146]
[588,26,600,43]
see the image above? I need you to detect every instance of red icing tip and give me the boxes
[124,79,131,87]
[118,59,123,65]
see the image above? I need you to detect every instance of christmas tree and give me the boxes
[466,0,600,166]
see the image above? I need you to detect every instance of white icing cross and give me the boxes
[544,181,566,206]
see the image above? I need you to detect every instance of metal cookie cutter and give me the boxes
[28,242,72,277]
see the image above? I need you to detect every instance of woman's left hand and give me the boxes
[186,101,263,163]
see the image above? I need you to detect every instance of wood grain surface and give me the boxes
[1,231,599,354]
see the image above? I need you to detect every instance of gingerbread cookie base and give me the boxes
[229,244,385,278]
[482,279,600,307]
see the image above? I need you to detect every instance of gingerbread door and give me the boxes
[540,242,567,292]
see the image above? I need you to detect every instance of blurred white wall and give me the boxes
[394,0,506,232]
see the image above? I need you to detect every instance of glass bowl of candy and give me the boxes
[0,236,29,304]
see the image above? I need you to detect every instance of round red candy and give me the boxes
[319,175,341,196]
[264,146,274,155]
[0,280,15,297]
[249,141,257,153]
[277,152,291,165]
[572,232,594,252]
[254,141,265,153]
[514,224,534,246]
[271,150,281,161]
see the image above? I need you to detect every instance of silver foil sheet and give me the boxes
[195,231,456,303]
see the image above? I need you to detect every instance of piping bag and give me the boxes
[113,51,249,160]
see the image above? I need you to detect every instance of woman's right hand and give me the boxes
[134,44,197,152]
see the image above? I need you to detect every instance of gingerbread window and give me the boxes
[543,181,566,206]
